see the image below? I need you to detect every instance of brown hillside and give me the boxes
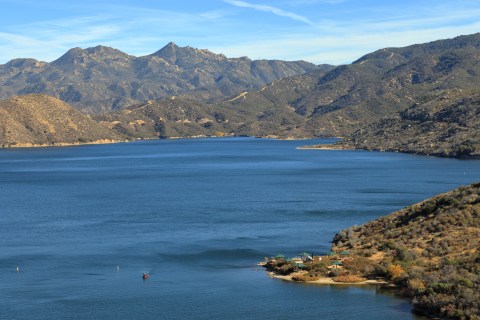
[0,94,126,147]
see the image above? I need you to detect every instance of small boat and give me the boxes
[142,273,150,279]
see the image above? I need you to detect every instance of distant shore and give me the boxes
[0,135,320,149]
[1,139,129,149]
[296,143,353,150]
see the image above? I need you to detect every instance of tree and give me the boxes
[387,264,405,280]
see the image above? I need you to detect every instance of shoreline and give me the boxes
[267,271,389,286]
[3,137,475,161]
[296,143,480,159]
[0,139,130,149]
[296,143,353,150]
[0,135,323,150]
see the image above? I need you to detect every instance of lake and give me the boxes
[1,138,479,319]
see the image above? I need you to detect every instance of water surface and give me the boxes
[1,138,479,319]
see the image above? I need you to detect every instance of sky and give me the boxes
[1,0,480,65]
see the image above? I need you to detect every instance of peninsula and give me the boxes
[262,183,480,319]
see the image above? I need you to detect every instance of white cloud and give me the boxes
[223,0,315,25]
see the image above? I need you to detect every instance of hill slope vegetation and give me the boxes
[340,90,480,158]
[95,70,330,139]
[333,183,480,319]
[218,33,480,138]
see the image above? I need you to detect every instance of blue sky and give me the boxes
[1,0,479,65]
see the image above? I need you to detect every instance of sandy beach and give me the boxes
[296,144,355,150]
[268,272,389,286]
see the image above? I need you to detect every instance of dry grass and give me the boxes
[332,275,367,283]
[291,272,320,282]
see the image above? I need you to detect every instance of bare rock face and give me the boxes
[0,43,321,113]
[0,94,126,147]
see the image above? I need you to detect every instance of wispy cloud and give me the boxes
[1,1,480,65]
[223,0,314,25]
[322,0,346,3]
[199,9,233,20]
[0,7,227,62]
[288,0,346,5]
[211,12,480,65]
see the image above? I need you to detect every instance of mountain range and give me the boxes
[0,43,324,113]
[97,33,480,149]
[217,32,480,138]
[1,33,480,157]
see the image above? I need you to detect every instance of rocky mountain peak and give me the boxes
[3,58,45,68]
[151,42,227,67]
[164,41,179,50]
[51,46,131,66]
[354,32,480,66]
[150,42,180,63]
[53,47,84,62]
[85,45,131,58]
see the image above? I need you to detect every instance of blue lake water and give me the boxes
[1,138,479,319]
